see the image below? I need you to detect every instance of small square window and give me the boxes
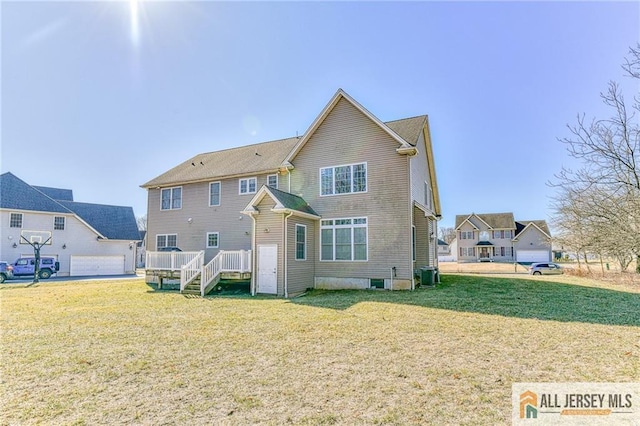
[10,213,23,228]
[54,216,65,230]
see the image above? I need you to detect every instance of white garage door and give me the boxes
[516,250,550,263]
[70,255,125,276]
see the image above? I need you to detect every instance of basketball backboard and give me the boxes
[20,230,52,245]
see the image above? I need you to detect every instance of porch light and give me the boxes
[62,243,67,249]
[12,242,17,248]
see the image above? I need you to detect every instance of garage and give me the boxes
[70,255,125,276]
[516,250,550,263]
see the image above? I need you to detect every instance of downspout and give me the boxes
[250,214,257,296]
[283,211,294,298]
[408,155,415,291]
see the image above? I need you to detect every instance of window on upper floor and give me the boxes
[161,187,182,210]
[479,231,490,241]
[239,177,257,194]
[267,174,278,189]
[54,216,65,230]
[156,234,177,249]
[460,230,474,240]
[10,213,23,228]
[320,163,367,196]
[492,230,513,239]
[320,218,367,261]
[209,182,221,206]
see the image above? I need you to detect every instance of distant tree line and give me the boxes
[551,44,640,273]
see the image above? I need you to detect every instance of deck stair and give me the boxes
[146,250,251,296]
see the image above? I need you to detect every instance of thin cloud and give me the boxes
[19,18,68,49]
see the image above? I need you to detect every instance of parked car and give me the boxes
[0,261,14,283]
[11,256,60,279]
[529,262,563,275]
[158,247,182,252]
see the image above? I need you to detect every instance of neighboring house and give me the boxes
[437,238,457,262]
[454,212,552,263]
[0,172,140,276]
[136,230,147,268]
[142,89,442,296]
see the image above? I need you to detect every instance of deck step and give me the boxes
[181,289,201,295]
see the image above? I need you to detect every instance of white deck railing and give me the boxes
[180,252,204,292]
[146,250,251,296]
[146,251,202,271]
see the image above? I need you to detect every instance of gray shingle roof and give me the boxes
[1,172,140,241]
[455,213,516,230]
[58,201,141,240]
[1,172,72,214]
[516,220,551,237]
[386,116,427,146]
[141,137,301,189]
[266,186,319,217]
[32,186,74,201]
[141,116,428,189]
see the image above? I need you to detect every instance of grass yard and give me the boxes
[1,274,639,425]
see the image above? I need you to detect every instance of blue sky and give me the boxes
[2,1,638,230]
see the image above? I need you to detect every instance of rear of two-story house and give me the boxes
[455,213,552,263]
[142,89,441,297]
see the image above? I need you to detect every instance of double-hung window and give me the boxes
[239,177,257,194]
[320,218,367,261]
[54,216,65,230]
[295,225,306,260]
[156,234,177,249]
[206,232,219,248]
[267,174,278,189]
[10,213,23,228]
[209,182,221,206]
[320,163,367,196]
[161,187,182,210]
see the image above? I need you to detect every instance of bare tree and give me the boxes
[438,226,456,244]
[552,44,640,273]
[136,214,147,231]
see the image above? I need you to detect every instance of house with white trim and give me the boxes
[455,212,552,263]
[0,172,140,276]
[142,89,442,296]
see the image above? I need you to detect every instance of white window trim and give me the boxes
[10,212,23,228]
[206,232,219,248]
[160,187,182,211]
[156,234,178,249]
[295,224,307,261]
[320,217,368,262]
[209,181,221,206]
[239,177,257,195]
[319,162,367,197]
[267,174,278,189]
[53,216,66,231]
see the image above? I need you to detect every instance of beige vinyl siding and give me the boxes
[147,173,282,261]
[289,97,412,280]
[409,130,434,212]
[514,227,551,252]
[253,197,285,296]
[413,205,429,268]
[285,217,316,296]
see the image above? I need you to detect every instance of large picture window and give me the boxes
[161,187,182,210]
[320,218,367,261]
[320,163,367,196]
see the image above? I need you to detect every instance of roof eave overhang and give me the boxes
[271,208,320,220]
[141,168,283,190]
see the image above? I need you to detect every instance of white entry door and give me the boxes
[257,245,277,294]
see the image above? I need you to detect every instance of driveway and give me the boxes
[1,273,143,285]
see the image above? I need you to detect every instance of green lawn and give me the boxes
[1,274,638,425]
